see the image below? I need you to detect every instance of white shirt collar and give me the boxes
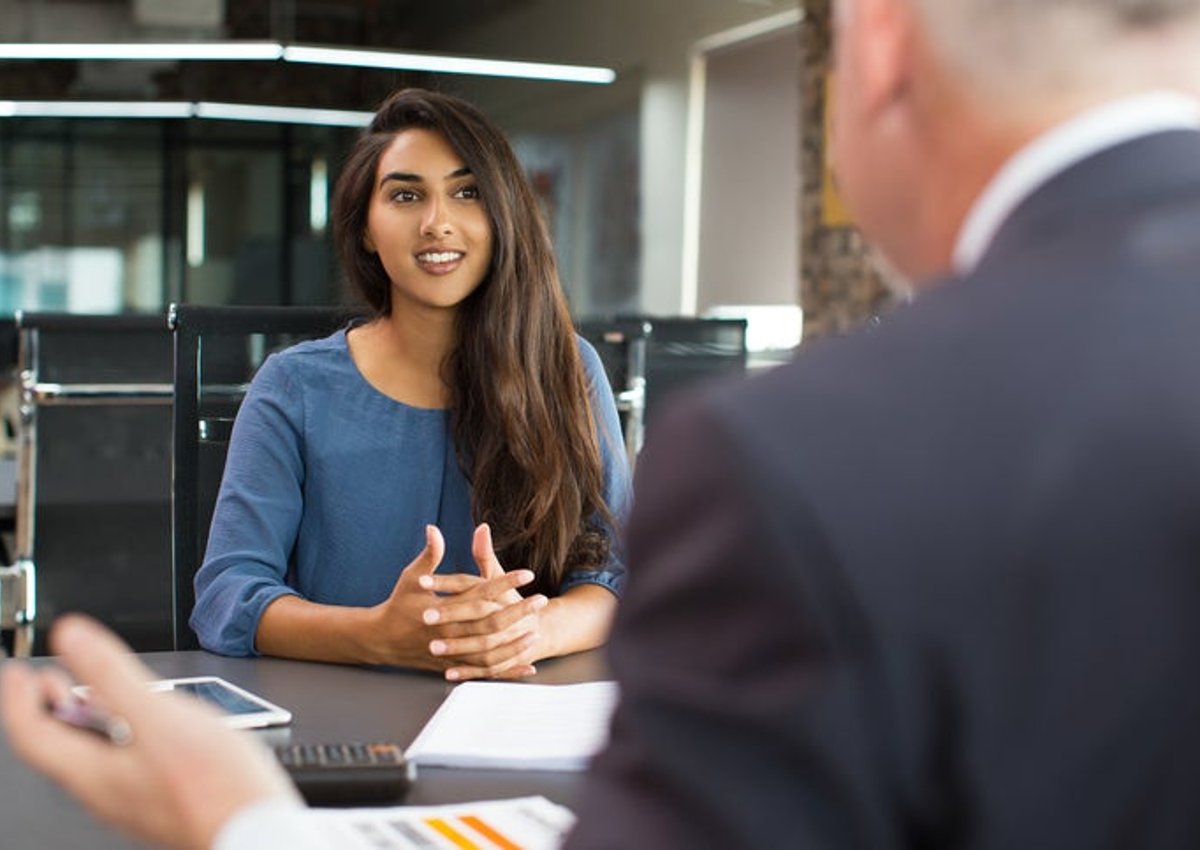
[952,91,1200,274]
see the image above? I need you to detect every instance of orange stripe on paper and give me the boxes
[459,814,524,850]
[424,818,480,849]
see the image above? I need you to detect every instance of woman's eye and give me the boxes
[455,184,481,200]
[391,189,419,202]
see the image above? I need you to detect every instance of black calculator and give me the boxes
[273,742,415,806]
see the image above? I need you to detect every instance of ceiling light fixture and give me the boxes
[0,100,193,118]
[193,101,373,127]
[0,100,373,126]
[280,45,616,84]
[0,41,617,84]
[0,42,282,61]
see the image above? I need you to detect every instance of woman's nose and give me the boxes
[421,196,453,237]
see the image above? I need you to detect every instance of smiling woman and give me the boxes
[362,128,495,320]
[190,88,632,681]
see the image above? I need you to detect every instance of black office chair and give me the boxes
[636,316,749,422]
[169,304,365,650]
[575,318,651,470]
[8,313,174,656]
[578,315,749,448]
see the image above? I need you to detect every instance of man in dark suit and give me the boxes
[566,0,1200,847]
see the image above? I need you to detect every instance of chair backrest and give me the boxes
[637,316,749,422]
[9,312,174,656]
[576,316,749,468]
[575,318,651,470]
[169,304,365,650]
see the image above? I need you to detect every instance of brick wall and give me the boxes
[798,0,894,341]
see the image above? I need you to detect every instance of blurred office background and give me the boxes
[0,0,854,652]
[0,0,806,345]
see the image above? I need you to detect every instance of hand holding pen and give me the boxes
[1,614,298,850]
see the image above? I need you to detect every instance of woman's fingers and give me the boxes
[417,525,529,609]
[402,525,447,588]
[430,620,536,660]
[441,634,540,681]
[421,568,533,599]
[425,593,547,634]
[471,523,505,579]
[428,598,546,661]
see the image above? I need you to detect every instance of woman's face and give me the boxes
[364,128,494,314]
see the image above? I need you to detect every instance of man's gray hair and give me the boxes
[911,0,1200,103]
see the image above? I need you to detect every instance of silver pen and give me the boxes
[51,699,134,746]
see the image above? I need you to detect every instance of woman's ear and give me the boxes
[363,232,376,254]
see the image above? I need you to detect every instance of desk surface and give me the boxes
[0,648,609,850]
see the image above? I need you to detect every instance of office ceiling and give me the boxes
[0,0,536,109]
[0,0,798,131]
[21,0,530,48]
[225,0,532,51]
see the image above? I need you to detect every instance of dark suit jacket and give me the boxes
[566,129,1200,849]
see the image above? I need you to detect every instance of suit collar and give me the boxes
[954,93,1200,274]
[971,127,1200,276]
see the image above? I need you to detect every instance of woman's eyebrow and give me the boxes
[380,171,421,186]
[379,166,471,187]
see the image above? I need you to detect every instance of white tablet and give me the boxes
[67,676,291,738]
[148,677,292,729]
[149,676,293,729]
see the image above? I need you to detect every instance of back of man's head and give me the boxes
[830,0,1200,283]
[915,0,1200,110]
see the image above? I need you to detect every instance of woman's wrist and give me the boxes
[348,604,391,666]
[536,587,616,660]
[256,596,427,667]
[357,603,427,667]
[534,597,569,661]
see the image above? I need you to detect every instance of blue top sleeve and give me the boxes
[190,331,632,657]
[189,354,308,656]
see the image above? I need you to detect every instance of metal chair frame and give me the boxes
[4,312,172,656]
[576,319,650,471]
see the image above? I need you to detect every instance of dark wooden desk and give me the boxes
[0,648,609,850]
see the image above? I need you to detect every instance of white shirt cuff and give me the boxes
[212,798,332,850]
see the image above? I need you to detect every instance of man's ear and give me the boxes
[850,0,916,120]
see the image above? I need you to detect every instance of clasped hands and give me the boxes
[372,523,550,681]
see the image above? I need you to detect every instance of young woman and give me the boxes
[190,88,631,681]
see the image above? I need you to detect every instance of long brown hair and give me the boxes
[331,87,613,594]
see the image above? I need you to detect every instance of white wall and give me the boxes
[696,25,800,313]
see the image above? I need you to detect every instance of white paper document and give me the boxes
[307,795,574,850]
[404,680,620,771]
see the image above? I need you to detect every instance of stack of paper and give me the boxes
[404,681,619,771]
[309,796,574,850]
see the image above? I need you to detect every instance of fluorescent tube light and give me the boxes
[0,100,193,118]
[193,102,373,127]
[0,100,371,126]
[281,45,616,84]
[0,42,282,61]
[0,41,617,84]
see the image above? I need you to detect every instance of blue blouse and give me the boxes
[190,329,631,657]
